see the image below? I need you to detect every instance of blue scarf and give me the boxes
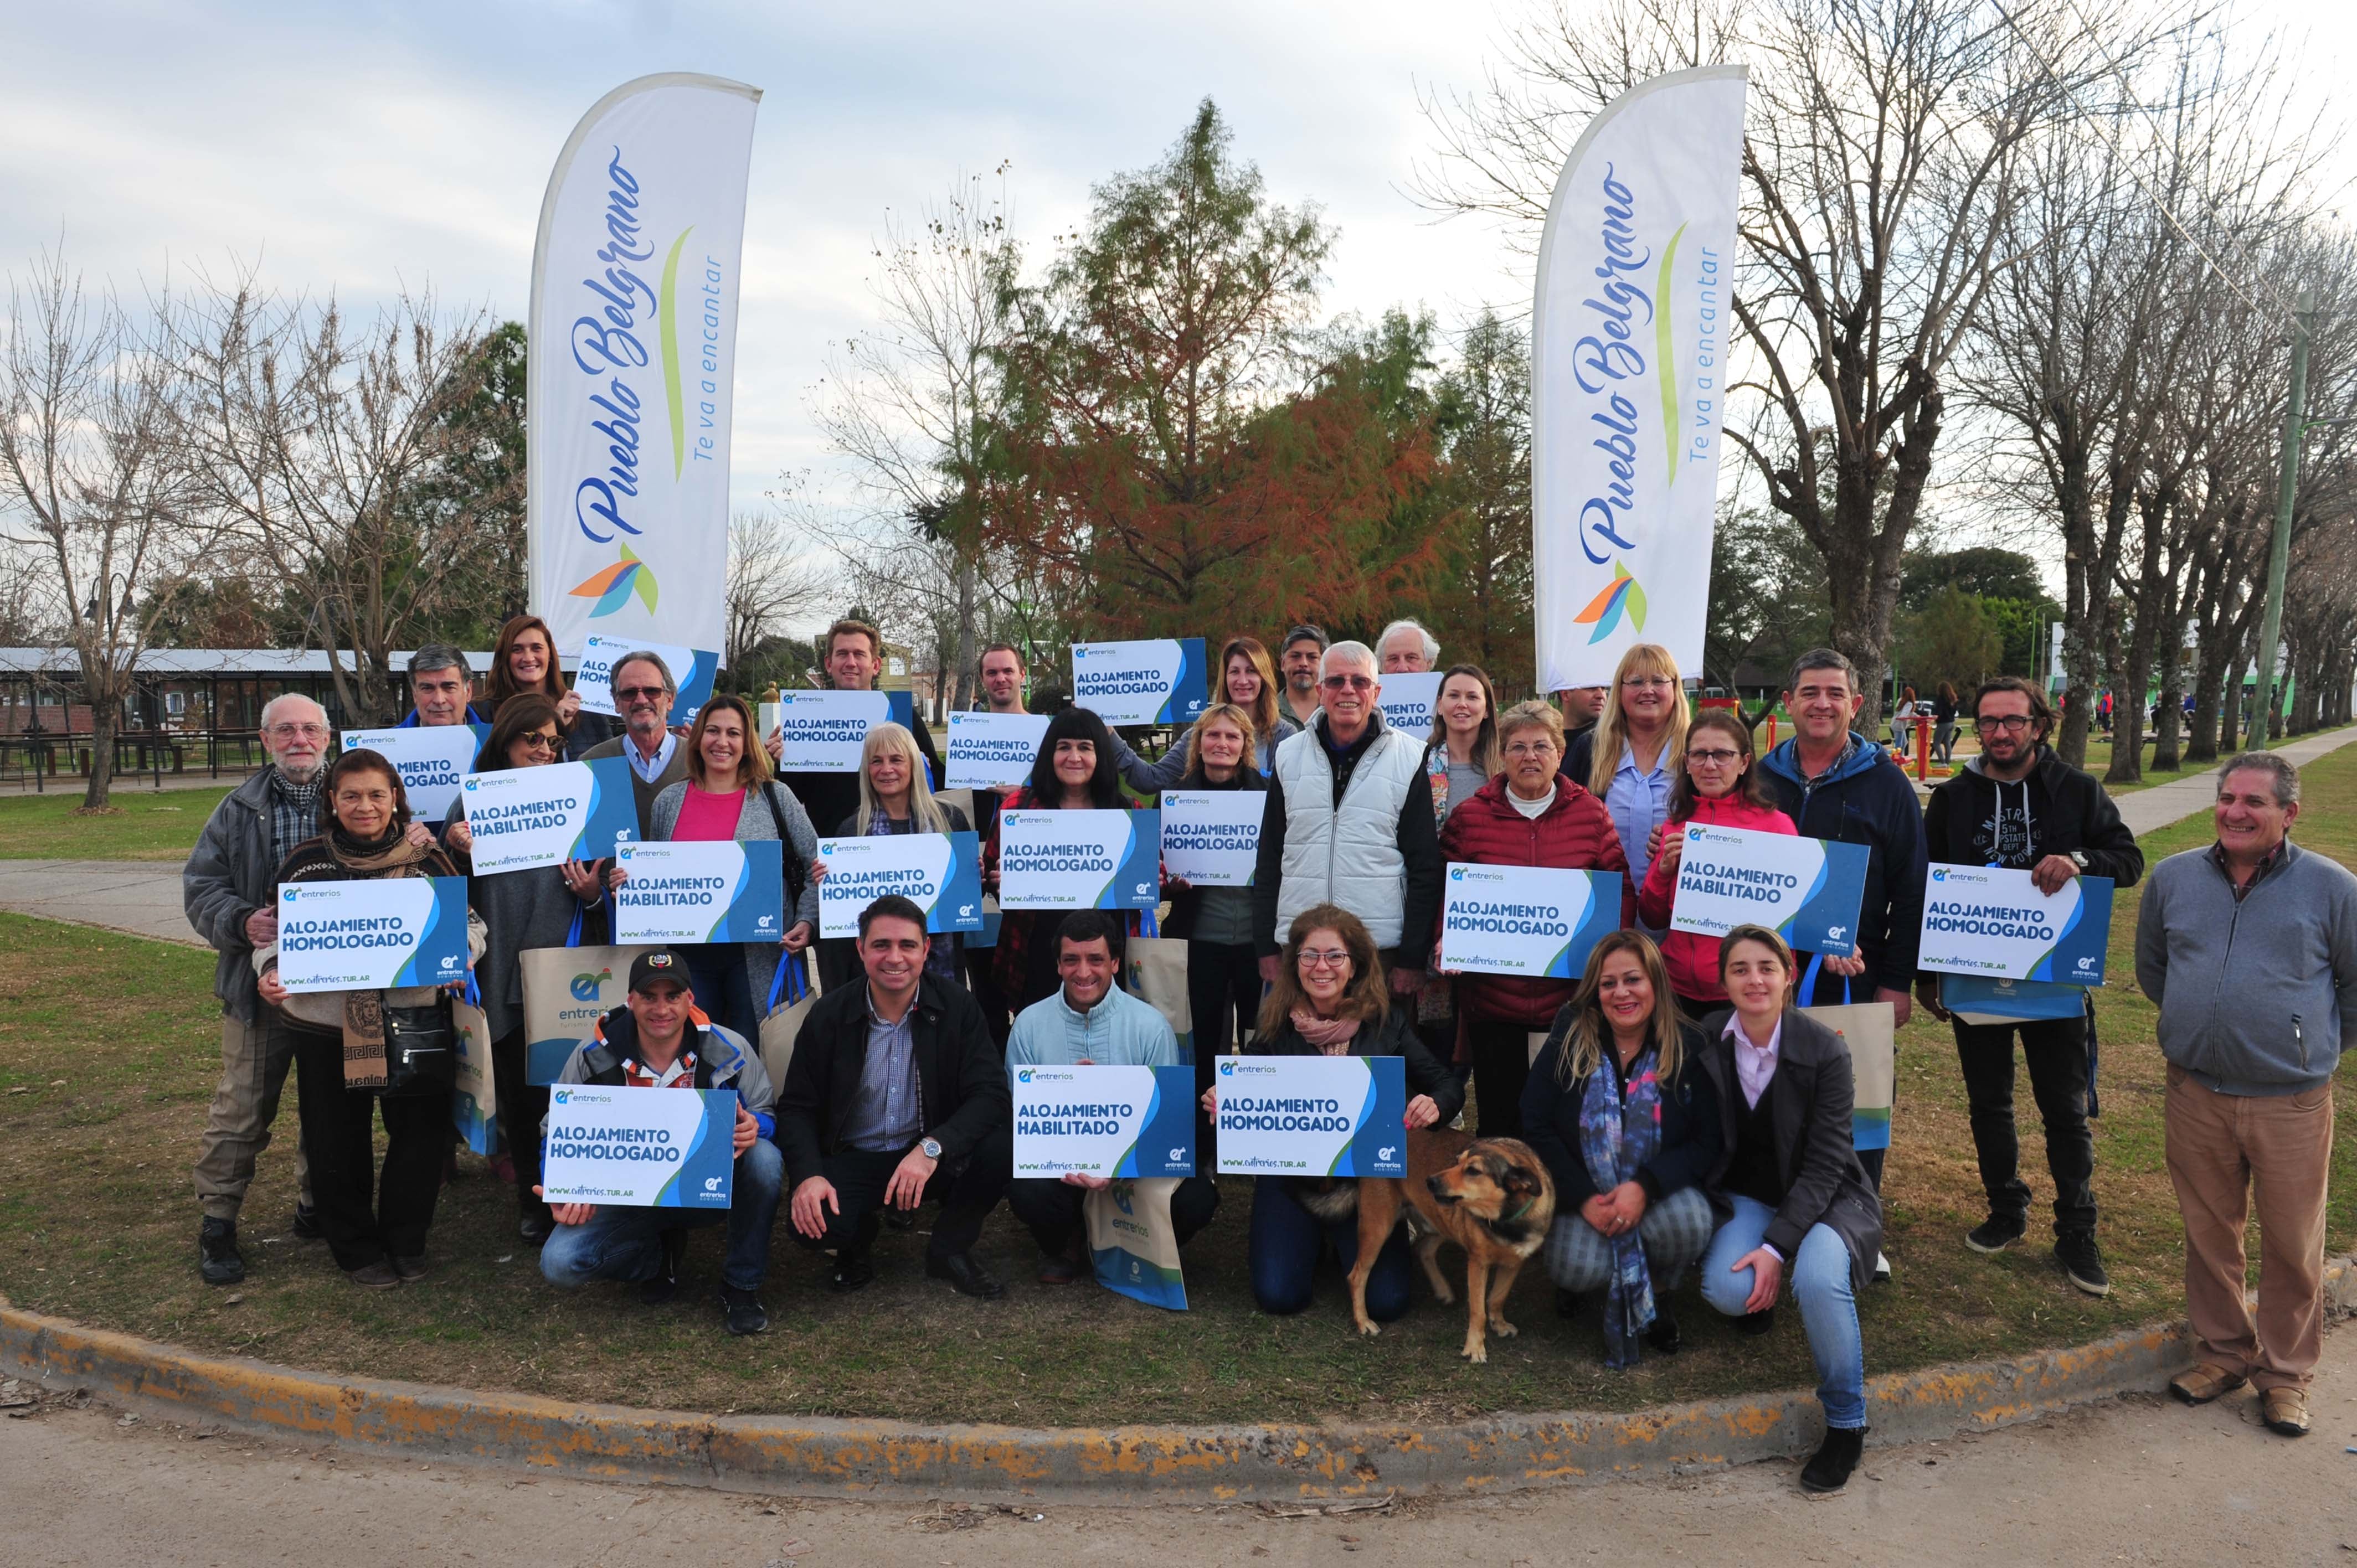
[1579,1045,1664,1369]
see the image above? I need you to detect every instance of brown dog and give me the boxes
[1347,1128,1556,1363]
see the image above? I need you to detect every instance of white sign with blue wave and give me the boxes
[540,1084,737,1208]
[1917,864,2114,984]
[1373,672,1445,739]
[1669,823,1870,956]
[1071,638,1208,726]
[1158,790,1268,887]
[1011,1064,1196,1178]
[460,756,639,875]
[339,724,490,824]
[761,689,915,773]
[997,809,1162,911]
[276,875,471,994]
[572,633,719,727]
[611,840,784,943]
[815,831,985,937]
[942,710,1053,789]
[1438,862,1622,978]
[1213,1055,1407,1178]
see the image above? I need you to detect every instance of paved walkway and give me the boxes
[0,726,2350,952]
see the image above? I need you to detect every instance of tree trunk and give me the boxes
[954,551,979,714]
[2153,647,2185,774]
[2105,610,2149,786]
[79,665,120,812]
[2186,618,2225,764]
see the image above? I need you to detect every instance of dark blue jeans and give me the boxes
[684,943,758,1040]
[1247,1177,1413,1321]
[541,1140,784,1292]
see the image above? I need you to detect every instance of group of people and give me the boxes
[179,610,2350,1492]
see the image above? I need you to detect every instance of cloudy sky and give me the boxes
[6,0,2352,575]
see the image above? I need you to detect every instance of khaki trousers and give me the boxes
[2164,1065,2334,1391]
[191,1013,310,1222]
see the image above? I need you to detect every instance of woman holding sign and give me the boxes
[1635,710,1818,1019]
[1522,931,1719,1366]
[254,750,483,1290]
[647,695,820,1038]
[1694,925,1882,1494]
[811,723,974,990]
[1105,636,1300,791]
[1438,700,1634,1138]
[1162,703,1270,1084]
[1218,906,1462,1322]
[984,706,1140,1013]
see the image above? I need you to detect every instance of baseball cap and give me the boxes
[628,949,694,994]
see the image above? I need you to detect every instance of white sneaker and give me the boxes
[1874,1250,1892,1282]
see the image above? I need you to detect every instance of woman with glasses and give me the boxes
[1437,701,1635,1136]
[646,695,821,1038]
[1636,710,1825,1019]
[445,695,620,1241]
[1208,904,1461,1321]
[1565,644,1691,906]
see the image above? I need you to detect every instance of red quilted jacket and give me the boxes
[1635,792,1798,1002]
[1436,776,1635,1026]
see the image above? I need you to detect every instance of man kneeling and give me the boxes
[778,896,1013,1299]
[1006,912,1221,1283]
[538,950,783,1335]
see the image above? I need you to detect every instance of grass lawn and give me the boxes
[0,786,232,862]
[3,759,2354,1428]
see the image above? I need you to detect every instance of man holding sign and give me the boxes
[538,951,783,1337]
[1916,678,2142,1295]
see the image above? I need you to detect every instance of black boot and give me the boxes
[640,1229,687,1305]
[1799,1426,1866,1493]
[198,1216,245,1286]
[1644,1304,1681,1355]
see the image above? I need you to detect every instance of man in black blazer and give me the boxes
[777,895,1011,1299]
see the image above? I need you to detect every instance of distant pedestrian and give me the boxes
[2137,752,2355,1438]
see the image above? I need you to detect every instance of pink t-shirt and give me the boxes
[673,785,745,841]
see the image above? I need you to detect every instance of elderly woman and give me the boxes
[1107,635,1301,791]
[1210,904,1463,1321]
[1521,931,1720,1368]
[1437,700,1634,1137]
[1696,924,1883,1494]
[254,750,483,1289]
[647,694,820,1038]
[445,694,619,1242]
[810,721,975,991]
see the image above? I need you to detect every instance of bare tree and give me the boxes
[179,274,496,724]
[813,169,1023,713]
[0,248,212,809]
[725,504,833,674]
[1416,0,2157,726]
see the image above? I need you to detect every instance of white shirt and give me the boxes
[1723,1014,1782,1110]
[1507,784,1554,819]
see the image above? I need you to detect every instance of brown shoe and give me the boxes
[389,1255,429,1282]
[2168,1362,2246,1405]
[2260,1387,2310,1437]
[346,1261,402,1290]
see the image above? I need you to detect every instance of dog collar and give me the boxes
[1501,1196,1535,1224]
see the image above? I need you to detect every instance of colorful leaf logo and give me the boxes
[568,546,659,618]
[1573,561,1648,643]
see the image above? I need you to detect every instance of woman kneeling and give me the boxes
[1696,925,1882,1493]
[1522,931,1720,1368]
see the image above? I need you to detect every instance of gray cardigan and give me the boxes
[649,778,822,1015]
[2135,838,2357,1096]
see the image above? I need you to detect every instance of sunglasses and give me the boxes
[1321,674,1375,692]
[517,731,561,753]
[614,684,670,703]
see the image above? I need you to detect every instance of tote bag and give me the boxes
[1800,954,1897,1153]
[518,910,659,1084]
[1124,933,1195,1063]
[1085,1177,1188,1309]
[758,949,824,1087]
[450,977,498,1156]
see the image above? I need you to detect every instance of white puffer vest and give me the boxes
[1271,718,1424,949]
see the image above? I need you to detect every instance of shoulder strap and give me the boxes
[760,783,809,904]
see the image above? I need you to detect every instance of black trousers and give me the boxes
[1185,939,1263,1058]
[292,1031,449,1273]
[488,1027,551,1219]
[1006,1175,1221,1257]
[965,942,1014,1056]
[790,1126,1012,1260]
[1463,1018,1536,1138]
[1952,1010,2097,1235]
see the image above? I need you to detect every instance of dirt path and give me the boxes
[3,1326,2349,1567]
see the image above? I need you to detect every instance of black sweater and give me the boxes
[1921,745,2143,887]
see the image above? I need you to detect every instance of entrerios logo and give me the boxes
[1016,1068,1035,1084]
[568,544,660,619]
[569,967,612,1002]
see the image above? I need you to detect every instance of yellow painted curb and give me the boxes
[0,1301,2227,1502]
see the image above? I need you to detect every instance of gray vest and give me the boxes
[1271,723,1424,948]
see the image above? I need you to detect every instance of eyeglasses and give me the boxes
[614,685,670,703]
[517,732,561,753]
[1622,675,1676,690]
[1321,674,1375,692]
[1975,715,2033,734]
[264,723,327,740]
[1503,741,1557,760]
[1298,948,1351,969]
[1686,748,1742,765]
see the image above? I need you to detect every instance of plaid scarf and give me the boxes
[1579,1046,1665,1370]
[267,768,323,869]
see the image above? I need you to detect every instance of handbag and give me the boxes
[1799,953,1897,1153]
[381,1000,459,1098]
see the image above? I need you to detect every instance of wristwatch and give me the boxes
[919,1137,943,1160]
[2068,850,2089,871]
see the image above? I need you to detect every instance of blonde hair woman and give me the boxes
[1109,635,1302,791]
[1571,642,1690,898]
[821,720,972,989]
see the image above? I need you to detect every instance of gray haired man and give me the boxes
[399,644,485,728]
[1376,618,1440,674]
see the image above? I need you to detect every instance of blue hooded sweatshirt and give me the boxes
[1759,731,1928,1000]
